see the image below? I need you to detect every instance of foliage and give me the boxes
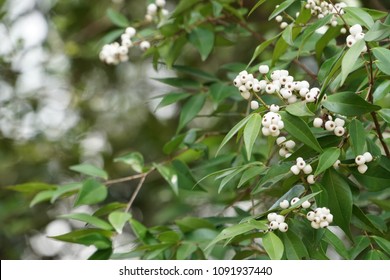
[5,0,390,260]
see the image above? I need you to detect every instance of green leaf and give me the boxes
[189,27,215,61]
[321,170,352,238]
[30,190,55,207]
[268,0,296,20]
[173,65,217,81]
[341,39,365,86]
[209,83,236,104]
[279,112,322,152]
[51,183,82,203]
[322,92,381,116]
[88,248,112,260]
[243,114,262,160]
[218,165,249,193]
[60,213,113,231]
[6,182,57,193]
[50,229,112,249]
[272,35,289,64]
[106,8,129,28]
[154,77,201,89]
[158,231,181,243]
[155,164,179,195]
[237,165,266,188]
[349,236,371,259]
[216,114,253,156]
[155,92,190,110]
[323,229,350,259]
[108,212,132,234]
[282,24,294,46]
[343,7,374,28]
[252,162,291,193]
[285,101,314,117]
[248,0,267,17]
[352,205,383,235]
[69,164,108,180]
[158,36,186,68]
[114,152,144,173]
[282,229,309,260]
[263,232,284,260]
[176,217,215,233]
[93,202,126,217]
[374,80,390,103]
[176,243,197,260]
[206,222,258,249]
[314,147,341,176]
[129,218,148,242]
[364,250,387,260]
[365,20,390,42]
[177,94,206,132]
[372,47,390,75]
[298,14,333,56]
[172,0,198,17]
[349,119,366,157]
[248,35,277,66]
[74,179,108,207]
[315,26,340,62]
[372,236,390,255]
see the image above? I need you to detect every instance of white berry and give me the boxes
[140,40,151,51]
[278,222,289,232]
[267,212,277,222]
[303,164,313,174]
[363,152,373,162]
[279,199,290,209]
[251,101,259,110]
[269,221,279,230]
[302,200,311,209]
[275,215,285,223]
[291,197,300,205]
[357,164,368,174]
[275,15,283,23]
[355,155,366,165]
[349,24,363,36]
[307,174,315,184]
[313,118,323,128]
[334,126,345,136]
[259,65,269,74]
[290,165,300,175]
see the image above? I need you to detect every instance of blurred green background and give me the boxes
[0,0,388,259]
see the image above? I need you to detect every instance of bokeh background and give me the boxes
[1,0,389,259]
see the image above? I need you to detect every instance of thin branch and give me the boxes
[367,47,390,157]
[105,173,146,185]
[125,171,150,212]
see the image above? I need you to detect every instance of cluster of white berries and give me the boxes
[267,212,289,232]
[290,157,315,184]
[234,65,322,106]
[276,136,296,158]
[280,197,311,209]
[275,15,290,30]
[313,115,346,137]
[99,26,151,65]
[99,27,136,64]
[145,0,169,22]
[346,24,367,52]
[261,108,284,137]
[304,0,346,24]
[355,152,373,174]
[306,207,333,229]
